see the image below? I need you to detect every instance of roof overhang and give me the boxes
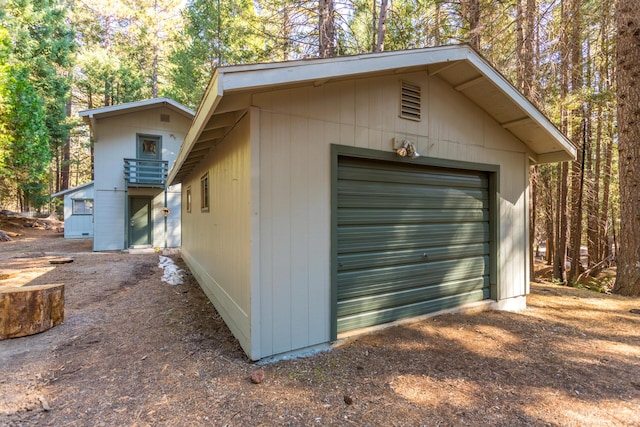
[168,44,576,185]
[51,181,95,199]
[78,97,195,127]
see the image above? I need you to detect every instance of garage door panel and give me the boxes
[337,289,489,332]
[337,222,489,252]
[339,160,489,189]
[337,277,489,317]
[338,208,489,225]
[337,256,490,299]
[337,242,490,271]
[338,180,488,203]
[336,155,493,334]
[338,194,487,210]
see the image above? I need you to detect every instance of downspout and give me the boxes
[164,185,168,249]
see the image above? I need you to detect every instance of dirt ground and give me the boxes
[1,214,639,427]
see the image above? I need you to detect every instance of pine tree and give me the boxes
[614,0,640,295]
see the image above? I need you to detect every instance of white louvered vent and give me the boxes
[400,81,421,121]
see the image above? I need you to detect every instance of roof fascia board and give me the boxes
[51,180,95,198]
[217,45,575,160]
[78,98,194,119]
[220,45,468,93]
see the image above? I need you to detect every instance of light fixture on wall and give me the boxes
[392,138,420,158]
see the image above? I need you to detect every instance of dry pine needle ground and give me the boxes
[0,218,639,426]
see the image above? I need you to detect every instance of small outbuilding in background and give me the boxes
[51,181,95,239]
[168,44,576,361]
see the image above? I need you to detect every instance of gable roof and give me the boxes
[168,44,576,185]
[51,181,94,199]
[78,97,195,126]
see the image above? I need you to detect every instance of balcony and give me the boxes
[124,158,168,187]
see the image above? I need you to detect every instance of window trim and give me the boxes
[72,199,94,215]
[136,134,162,160]
[200,173,209,212]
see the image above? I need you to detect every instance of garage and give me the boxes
[171,45,576,360]
[334,148,499,334]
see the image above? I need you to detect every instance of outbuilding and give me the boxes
[79,98,194,251]
[168,45,576,361]
[51,181,95,239]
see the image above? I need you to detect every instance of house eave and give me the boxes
[51,181,95,199]
[168,45,576,185]
[78,98,195,123]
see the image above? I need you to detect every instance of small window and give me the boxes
[72,199,93,215]
[400,80,421,121]
[137,134,162,160]
[200,173,209,211]
[186,186,192,213]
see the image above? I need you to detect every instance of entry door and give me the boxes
[129,197,152,247]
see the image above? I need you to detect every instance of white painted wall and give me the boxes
[92,106,191,250]
[94,189,125,250]
[185,71,530,360]
[61,184,94,239]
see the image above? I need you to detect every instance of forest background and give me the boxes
[1,0,639,295]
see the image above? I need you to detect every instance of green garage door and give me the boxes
[336,155,492,333]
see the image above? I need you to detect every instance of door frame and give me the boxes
[330,144,500,340]
[128,196,153,248]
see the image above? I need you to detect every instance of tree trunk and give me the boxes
[554,161,569,283]
[60,101,72,192]
[599,116,614,263]
[543,168,555,265]
[553,0,570,284]
[319,0,335,58]
[375,0,389,52]
[462,0,481,49]
[567,0,584,284]
[569,120,586,281]
[614,0,640,295]
[586,105,601,267]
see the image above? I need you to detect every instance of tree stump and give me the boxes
[0,284,64,340]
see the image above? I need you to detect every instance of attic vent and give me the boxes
[400,81,421,121]
[160,114,170,122]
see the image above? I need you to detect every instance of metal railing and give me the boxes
[123,158,168,187]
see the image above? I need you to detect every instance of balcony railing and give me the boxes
[124,158,168,187]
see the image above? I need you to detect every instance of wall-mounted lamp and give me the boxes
[393,138,420,158]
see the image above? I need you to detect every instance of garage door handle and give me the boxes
[423,253,429,262]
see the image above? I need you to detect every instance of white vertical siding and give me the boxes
[250,71,530,359]
[92,107,191,250]
[62,184,94,239]
[93,190,125,251]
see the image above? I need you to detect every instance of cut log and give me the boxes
[0,284,64,340]
[0,231,11,242]
[49,258,73,265]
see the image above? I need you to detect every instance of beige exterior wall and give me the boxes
[180,115,254,356]
[251,71,529,358]
[185,71,530,360]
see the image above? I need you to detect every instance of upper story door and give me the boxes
[137,134,162,161]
